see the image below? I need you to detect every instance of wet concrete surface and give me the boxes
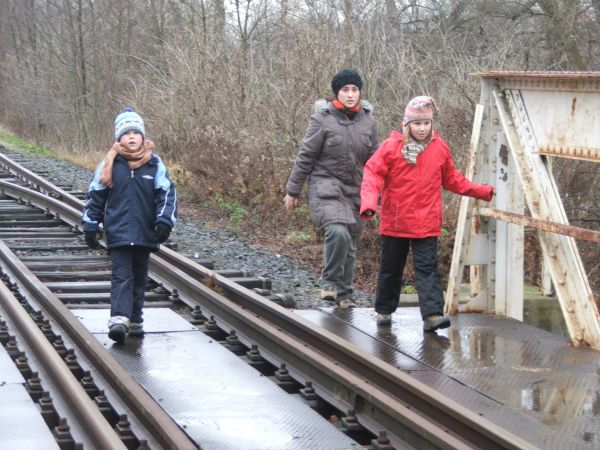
[296,307,600,449]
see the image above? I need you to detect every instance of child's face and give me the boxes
[337,84,360,108]
[408,120,432,141]
[119,130,144,151]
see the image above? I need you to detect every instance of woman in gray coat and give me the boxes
[284,68,378,308]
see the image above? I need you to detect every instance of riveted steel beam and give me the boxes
[494,88,600,348]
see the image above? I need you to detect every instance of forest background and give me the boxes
[1,0,600,299]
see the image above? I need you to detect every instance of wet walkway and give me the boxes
[296,307,600,449]
[76,308,358,450]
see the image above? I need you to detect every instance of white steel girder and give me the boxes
[496,89,600,347]
[445,72,600,349]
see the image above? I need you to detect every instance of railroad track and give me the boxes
[0,148,536,449]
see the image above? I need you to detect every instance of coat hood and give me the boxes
[314,99,374,114]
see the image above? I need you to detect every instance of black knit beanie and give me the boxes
[331,69,363,97]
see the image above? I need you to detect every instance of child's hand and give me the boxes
[155,223,171,243]
[84,231,100,249]
[361,209,376,219]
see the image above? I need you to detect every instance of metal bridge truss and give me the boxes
[445,72,600,349]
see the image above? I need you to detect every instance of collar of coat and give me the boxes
[314,98,373,115]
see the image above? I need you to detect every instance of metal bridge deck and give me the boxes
[295,307,600,450]
[0,346,60,449]
[75,308,357,450]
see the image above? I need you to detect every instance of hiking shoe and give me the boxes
[108,323,127,343]
[128,323,144,337]
[336,298,356,309]
[376,313,392,326]
[423,315,451,332]
[320,287,337,302]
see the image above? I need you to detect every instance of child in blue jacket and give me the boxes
[82,108,177,342]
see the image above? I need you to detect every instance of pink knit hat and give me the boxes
[402,96,437,126]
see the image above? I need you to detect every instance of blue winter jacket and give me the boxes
[82,154,177,250]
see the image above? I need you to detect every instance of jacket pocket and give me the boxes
[326,135,342,147]
[360,133,372,147]
[315,179,342,199]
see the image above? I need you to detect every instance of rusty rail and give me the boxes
[0,280,127,450]
[0,149,539,449]
[537,145,600,163]
[0,241,198,450]
[476,207,600,244]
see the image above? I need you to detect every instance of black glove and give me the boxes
[155,223,171,243]
[84,231,100,249]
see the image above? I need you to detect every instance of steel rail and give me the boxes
[0,241,198,450]
[0,279,127,450]
[152,247,538,450]
[0,179,82,229]
[0,151,84,211]
[0,156,538,449]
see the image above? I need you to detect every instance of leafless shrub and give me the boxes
[1,0,600,299]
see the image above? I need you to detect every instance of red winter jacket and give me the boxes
[360,130,493,238]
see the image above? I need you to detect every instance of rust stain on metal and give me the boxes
[498,144,509,165]
[477,207,600,244]
[470,71,600,80]
[537,145,600,162]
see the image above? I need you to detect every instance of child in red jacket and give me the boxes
[360,96,493,331]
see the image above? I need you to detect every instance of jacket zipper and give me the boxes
[130,170,135,245]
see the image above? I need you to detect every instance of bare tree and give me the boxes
[1,0,600,297]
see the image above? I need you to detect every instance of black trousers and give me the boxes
[110,246,151,323]
[375,236,444,320]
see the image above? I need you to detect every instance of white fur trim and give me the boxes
[313,98,374,115]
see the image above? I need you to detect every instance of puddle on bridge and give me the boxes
[442,299,600,433]
[310,300,600,445]
[437,317,600,424]
[522,290,568,338]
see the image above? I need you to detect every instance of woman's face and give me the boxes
[337,84,360,108]
[408,120,432,141]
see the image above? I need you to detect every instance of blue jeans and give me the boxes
[110,246,151,323]
[322,223,357,299]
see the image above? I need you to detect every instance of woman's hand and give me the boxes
[284,194,299,210]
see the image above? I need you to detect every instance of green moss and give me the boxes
[403,284,417,294]
[0,134,55,157]
[284,230,313,243]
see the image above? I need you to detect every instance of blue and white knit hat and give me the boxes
[114,107,145,141]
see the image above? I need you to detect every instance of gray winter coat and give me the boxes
[286,99,378,236]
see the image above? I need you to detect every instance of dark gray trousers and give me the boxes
[375,236,444,319]
[110,246,151,324]
[322,223,357,299]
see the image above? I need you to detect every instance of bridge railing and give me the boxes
[445,71,600,349]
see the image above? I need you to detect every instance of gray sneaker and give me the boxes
[423,315,451,332]
[320,287,337,302]
[108,323,127,343]
[376,313,392,326]
[128,323,144,337]
[336,298,356,309]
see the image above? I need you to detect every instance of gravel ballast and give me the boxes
[0,145,373,310]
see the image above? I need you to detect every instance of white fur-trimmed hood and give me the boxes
[314,99,374,114]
